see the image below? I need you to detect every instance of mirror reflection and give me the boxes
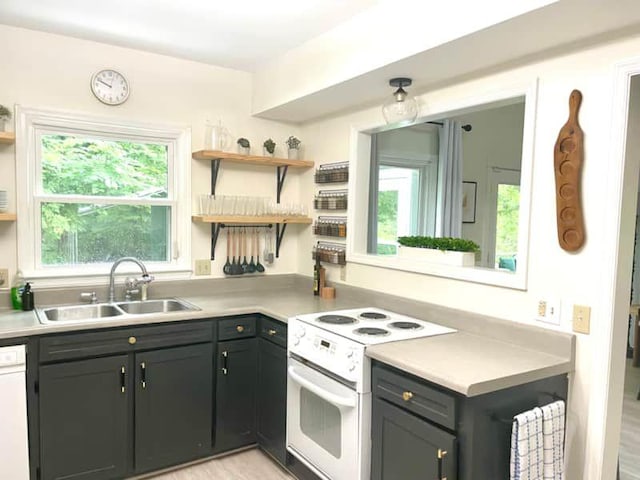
[367,98,525,271]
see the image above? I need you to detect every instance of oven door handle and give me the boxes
[288,366,357,409]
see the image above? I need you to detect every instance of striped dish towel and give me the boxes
[541,401,565,480]
[510,407,544,480]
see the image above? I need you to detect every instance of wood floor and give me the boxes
[147,449,296,480]
[619,359,640,480]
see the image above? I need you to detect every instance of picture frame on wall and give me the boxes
[462,181,477,223]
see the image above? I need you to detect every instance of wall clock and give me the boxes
[90,69,130,106]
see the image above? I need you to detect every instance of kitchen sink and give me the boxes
[36,298,200,325]
[40,304,123,322]
[116,299,198,315]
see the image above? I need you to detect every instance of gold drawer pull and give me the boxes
[268,329,277,336]
[402,391,414,402]
[236,325,245,333]
[128,336,137,345]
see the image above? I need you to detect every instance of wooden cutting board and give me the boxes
[553,89,585,252]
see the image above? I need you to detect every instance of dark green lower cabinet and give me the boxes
[39,355,130,480]
[372,397,457,480]
[256,337,287,465]
[214,337,258,453]
[134,343,213,473]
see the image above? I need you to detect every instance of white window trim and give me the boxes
[16,106,192,287]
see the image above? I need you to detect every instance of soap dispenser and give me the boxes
[21,282,34,311]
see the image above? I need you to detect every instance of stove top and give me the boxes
[295,308,456,345]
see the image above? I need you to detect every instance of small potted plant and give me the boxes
[263,138,276,157]
[237,137,250,155]
[0,105,11,132]
[397,236,480,267]
[286,136,301,160]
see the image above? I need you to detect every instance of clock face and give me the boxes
[91,69,129,105]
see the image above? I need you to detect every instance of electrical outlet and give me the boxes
[194,259,211,276]
[572,304,591,334]
[536,299,561,325]
[0,268,7,288]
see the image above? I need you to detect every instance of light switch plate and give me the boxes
[535,298,561,325]
[572,305,591,334]
[0,268,8,288]
[194,259,211,276]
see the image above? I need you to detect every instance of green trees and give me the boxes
[40,135,169,265]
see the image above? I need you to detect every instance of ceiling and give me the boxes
[0,0,378,71]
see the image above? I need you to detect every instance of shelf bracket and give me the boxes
[275,223,287,258]
[276,166,288,203]
[211,159,221,196]
[210,222,222,260]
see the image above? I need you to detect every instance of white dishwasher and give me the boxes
[0,345,30,480]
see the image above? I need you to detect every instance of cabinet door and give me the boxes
[134,343,213,473]
[214,337,258,453]
[257,337,287,465]
[372,397,457,480]
[39,355,129,480]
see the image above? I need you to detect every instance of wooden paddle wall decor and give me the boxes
[553,89,585,252]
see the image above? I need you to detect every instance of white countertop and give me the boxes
[0,281,574,397]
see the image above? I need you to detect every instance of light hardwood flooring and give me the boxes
[147,449,296,480]
[619,359,640,480]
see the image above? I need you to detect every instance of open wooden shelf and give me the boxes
[192,215,312,225]
[192,150,313,169]
[0,213,17,221]
[0,132,15,145]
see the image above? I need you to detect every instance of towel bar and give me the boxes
[489,392,564,423]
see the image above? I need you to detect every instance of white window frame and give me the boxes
[16,106,192,286]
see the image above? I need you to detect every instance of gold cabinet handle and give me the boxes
[402,391,414,402]
[236,325,244,333]
[437,448,448,480]
[268,329,277,336]
[128,336,137,345]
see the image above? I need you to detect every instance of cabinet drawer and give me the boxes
[218,316,256,341]
[39,321,213,363]
[373,364,456,431]
[258,317,287,348]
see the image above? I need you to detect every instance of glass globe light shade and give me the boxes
[382,85,418,124]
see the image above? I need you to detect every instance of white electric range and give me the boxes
[286,307,456,480]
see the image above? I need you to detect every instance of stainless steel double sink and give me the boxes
[36,298,200,325]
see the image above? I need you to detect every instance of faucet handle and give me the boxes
[80,292,98,304]
[139,274,154,284]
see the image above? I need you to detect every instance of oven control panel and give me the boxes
[288,318,367,389]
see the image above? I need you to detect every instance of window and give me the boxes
[485,167,521,269]
[17,107,191,279]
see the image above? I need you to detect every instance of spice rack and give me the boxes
[312,242,347,266]
[313,216,347,238]
[314,190,348,210]
[192,150,314,260]
[314,161,349,184]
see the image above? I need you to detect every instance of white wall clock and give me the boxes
[90,69,130,105]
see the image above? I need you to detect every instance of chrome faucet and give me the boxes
[108,257,154,303]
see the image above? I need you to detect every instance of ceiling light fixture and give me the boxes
[382,77,418,124]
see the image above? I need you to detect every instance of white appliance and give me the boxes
[0,345,30,480]
[286,308,455,480]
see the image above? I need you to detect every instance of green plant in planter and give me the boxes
[286,136,301,150]
[397,236,480,252]
[237,137,250,149]
[0,105,11,120]
[263,138,276,154]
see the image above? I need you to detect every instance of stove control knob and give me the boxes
[293,337,301,346]
[348,361,357,372]
[346,349,355,358]
[296,326,306,338]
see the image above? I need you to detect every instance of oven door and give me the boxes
[287,356,363,480]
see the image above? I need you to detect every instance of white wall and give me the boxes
[0,24,303,285]
[300,34,640,479]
